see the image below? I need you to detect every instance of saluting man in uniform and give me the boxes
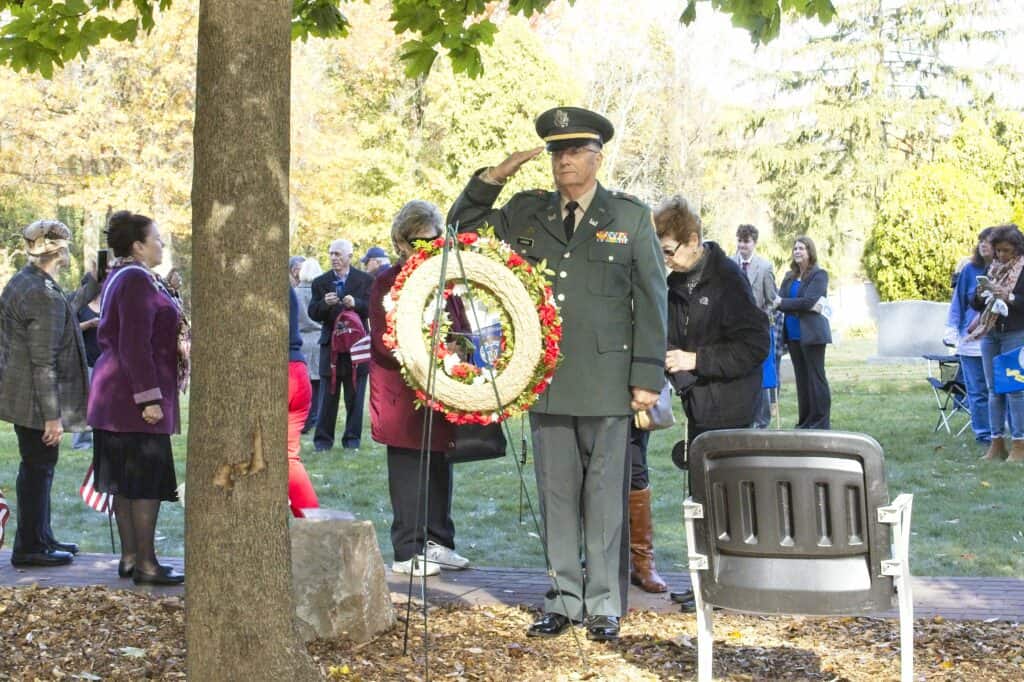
[448,107,667,641]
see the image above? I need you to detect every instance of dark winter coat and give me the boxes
[666,241,769,430]
[0,264,92,431]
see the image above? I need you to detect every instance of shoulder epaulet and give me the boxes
[513,188,550,198]
[609,190,644,206]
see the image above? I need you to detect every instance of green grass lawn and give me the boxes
[2,336,1023,578]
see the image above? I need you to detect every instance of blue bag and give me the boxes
[762,330,778,390]
[993,345,1024,394]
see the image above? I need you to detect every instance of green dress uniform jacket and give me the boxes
[0,264,91,431]
[448,171,668,416]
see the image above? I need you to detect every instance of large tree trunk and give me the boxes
[185,1,316,678]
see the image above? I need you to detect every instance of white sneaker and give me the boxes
[424,541,470,570]
[392,555,439,577]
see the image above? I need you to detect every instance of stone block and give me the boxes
[876,301,950,357]
[291,515,395,643]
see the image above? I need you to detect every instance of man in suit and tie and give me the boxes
[308,239,373,451]
[733,224,778,428]
[448,107,667,641]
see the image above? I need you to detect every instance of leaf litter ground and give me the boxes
[2,587,1022,680]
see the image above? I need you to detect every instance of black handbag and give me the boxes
[445,423,507,463]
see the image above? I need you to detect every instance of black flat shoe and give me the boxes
[585,615,620,641]
[526,612,573,638]
[11,549,74,567]
[50,541,79,555]
[118,560,135,578]
[133,565,185,585]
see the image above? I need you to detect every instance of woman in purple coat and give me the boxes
[88,211,186,585]
[369,200,471,577]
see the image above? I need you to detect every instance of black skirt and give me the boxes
[92,430,178,502]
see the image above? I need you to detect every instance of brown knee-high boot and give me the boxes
[629,487,667,593]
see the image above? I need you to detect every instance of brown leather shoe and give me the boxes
[629,487,667,593]
[1009,440,1024,462]
[982,438,1008,461]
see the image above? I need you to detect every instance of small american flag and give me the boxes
[350,334,371,366]
[80,464,111,513]
[0,491,9,550]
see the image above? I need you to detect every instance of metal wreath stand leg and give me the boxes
[400,226,590,676]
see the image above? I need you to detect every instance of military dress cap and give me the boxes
[22,219,72,256]
[535,107,614,152]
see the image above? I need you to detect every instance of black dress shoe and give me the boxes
[585,615,620,641]
[671,589,695,606]
[118,560,135,578]
[50,541,79,555]
[526,612,572,638]
[11,549,74,567]
[133,565,185,585]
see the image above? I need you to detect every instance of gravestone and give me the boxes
[290,510,395,643]
[876,301,950,357]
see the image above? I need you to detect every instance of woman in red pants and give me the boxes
[288,286,319,516]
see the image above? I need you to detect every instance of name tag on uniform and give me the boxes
[595,230,628,245]
[516,237,535,247]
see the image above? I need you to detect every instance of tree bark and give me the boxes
[186,1,316,679]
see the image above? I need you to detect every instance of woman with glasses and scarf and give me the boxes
[87,211,188,585]
[969,224,1024,462]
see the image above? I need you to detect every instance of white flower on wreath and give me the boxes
[382,294,395,312]
[442,353,461,374]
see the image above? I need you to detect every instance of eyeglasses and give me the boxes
[661,243,682,258]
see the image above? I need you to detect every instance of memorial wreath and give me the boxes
[381,228,562,425]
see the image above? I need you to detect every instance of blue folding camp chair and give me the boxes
[923,353,970,436]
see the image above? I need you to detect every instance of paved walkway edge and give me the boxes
[1,551,1022,621]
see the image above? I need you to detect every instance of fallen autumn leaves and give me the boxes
[2,587,1023,680]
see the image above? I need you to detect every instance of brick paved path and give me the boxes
[2,550,1022,621]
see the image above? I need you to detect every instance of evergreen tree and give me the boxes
[744,0,1012,278]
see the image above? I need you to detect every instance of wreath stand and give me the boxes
[398,226,591,678]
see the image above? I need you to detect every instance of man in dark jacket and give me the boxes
[308,238,374,450]
[0,220,92,567]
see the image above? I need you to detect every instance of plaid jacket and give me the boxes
[0,264,91,431]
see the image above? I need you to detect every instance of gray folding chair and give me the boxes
[684,430,913,682]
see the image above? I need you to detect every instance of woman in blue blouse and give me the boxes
[775,236,832,429]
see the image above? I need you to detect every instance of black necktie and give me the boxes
[564,201,579,241]
[742,261,749,273]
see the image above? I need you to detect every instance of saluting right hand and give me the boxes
[490,146,545,183]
